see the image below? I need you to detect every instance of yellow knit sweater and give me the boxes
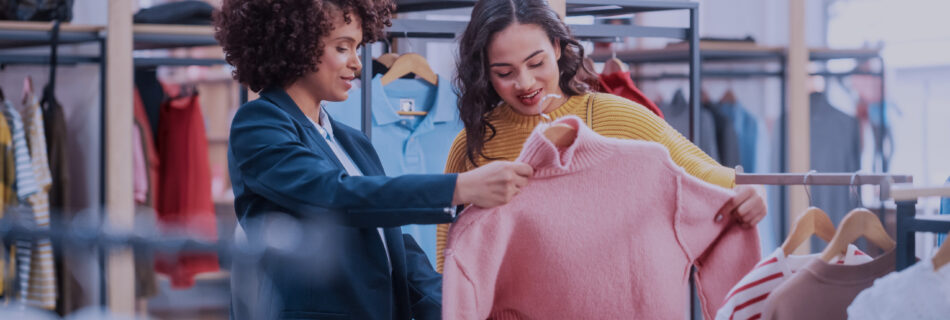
[435,92,736,272]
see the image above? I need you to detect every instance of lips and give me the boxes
[518,88,542,106]
[341,76,355,89]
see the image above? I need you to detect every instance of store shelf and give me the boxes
[0,21,102,49]
[565,0,698,16]
[589,44,784,64]
[386,19,466,39]
[395,0,475,13]
[809,48,881,61]
[133,24,217,50]
[571,24,689,41]
[134,57,227,67]
[0,53,101,64]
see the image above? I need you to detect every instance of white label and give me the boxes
[399,99,416,112]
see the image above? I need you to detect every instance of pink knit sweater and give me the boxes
[442,116,761,320]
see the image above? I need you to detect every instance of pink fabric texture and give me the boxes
[442,116,760,320]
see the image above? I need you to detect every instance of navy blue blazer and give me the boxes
[227,88,456,320]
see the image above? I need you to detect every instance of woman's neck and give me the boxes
[285,83,323,124]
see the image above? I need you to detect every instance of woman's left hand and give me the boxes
[728,185,767,228]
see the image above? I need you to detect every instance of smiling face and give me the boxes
[486,22,565,115]
[299,10,363,102]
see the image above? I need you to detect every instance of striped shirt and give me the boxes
[0,111,13,296]
[715,245,871,320]
[3,99,56,309]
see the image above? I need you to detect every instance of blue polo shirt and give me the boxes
[324,74,464,265]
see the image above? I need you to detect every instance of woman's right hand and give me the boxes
[453,161,534,208]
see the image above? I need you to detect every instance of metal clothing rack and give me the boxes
[606,47,888,251]
[359,1,702,142]
[891,184,950,271]
[736,172,914,243]
[132,24,245,103]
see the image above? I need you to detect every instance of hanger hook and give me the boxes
[804,170,816,207]
[403,31,414,53]
[850,171,864,208]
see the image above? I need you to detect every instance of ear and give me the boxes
[553,38,562,60]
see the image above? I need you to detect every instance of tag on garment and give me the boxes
[399,99,416,112]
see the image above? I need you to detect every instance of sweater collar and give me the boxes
[516,115,614,178]
[802,247,895,285]
[494,94,589,130]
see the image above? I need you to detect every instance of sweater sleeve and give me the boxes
[442,206,506,320]
[436,130,470,273]
[589,93,736,188]
[670,163,760,320]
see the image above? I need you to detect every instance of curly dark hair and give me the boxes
[455,0,592,167]
[214,0,395,92]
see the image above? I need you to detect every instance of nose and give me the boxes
[514,70,533,91]
[348,49,362,74]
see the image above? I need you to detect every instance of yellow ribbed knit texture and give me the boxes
[435,92,736,272]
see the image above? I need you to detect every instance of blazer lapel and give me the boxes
[259,88,346,171]
[331,118,384,176]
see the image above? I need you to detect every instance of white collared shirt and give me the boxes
[310,107,392,271]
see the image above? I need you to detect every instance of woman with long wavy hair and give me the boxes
[434,0,768,271]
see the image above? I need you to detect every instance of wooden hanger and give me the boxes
[376,53,399,68]
[781,207,837,256]
[381,53,437,116]
[381,53,437,86]
[544,123,577,148]
[602,57,626,75]
[819,208,896,262]
[932,242,950,271]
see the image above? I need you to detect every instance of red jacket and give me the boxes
[155,90,219,288]
[598,71,664,118]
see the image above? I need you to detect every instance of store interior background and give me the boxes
[0,0,945,318]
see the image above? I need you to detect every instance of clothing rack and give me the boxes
[132,24,246,103]
[736,172,913,244]
[359,0,701,142]
[891,184,950,271]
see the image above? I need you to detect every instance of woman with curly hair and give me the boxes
[215,0,532,318]
[434,0,768,271]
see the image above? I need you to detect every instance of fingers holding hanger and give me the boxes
[731,185,768,228]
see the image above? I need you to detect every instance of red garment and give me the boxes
[598,71,664,118]
[155,90,219,288]
[133,90,160,206]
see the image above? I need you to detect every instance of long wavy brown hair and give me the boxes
[454,0,592,167]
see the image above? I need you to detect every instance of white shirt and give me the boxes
[848,257,950,320]
[310,107,392,271]
[716,245,873,320]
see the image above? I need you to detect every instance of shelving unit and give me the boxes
[892,184,950,270]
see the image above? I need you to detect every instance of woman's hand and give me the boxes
[724,185,768,228]
[453,161,534,208]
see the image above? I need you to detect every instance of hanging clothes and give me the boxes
[155,89,219,288]
[0,110,12,296]
[323,74,464,265]
[940,177,950,246]
[714,100,763,172]
[442,116,760,320]
[597,71,663,118]
[809,92,862,250]
[847,256,950,320]
[716,245,872,320]
[21,89,57,310]
[761,249,895,320]
[132,90,159,299]
[660,89,721,162]
[40,90,68,214]
[3,100,56,309]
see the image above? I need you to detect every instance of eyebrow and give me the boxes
[489,50,544,68]
[334,36,358,43]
